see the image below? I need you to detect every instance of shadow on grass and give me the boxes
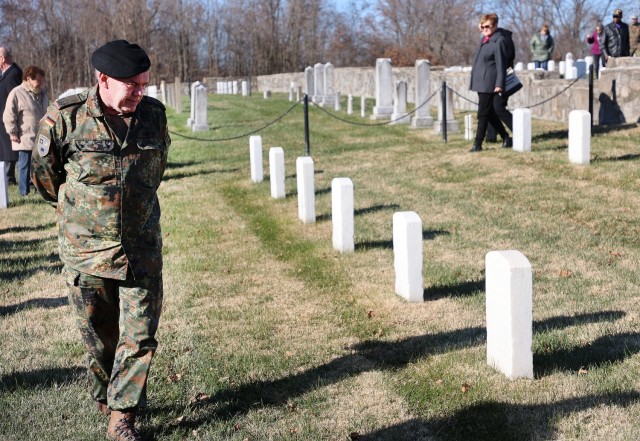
[355,229,449,251]
[0,222,55,236]
[424,279,484,301]
[534,331,640,377]
[593,153,640,162]
[285,185,332,199]
[0,296,68,317]
[316,203,400,223]
[149,309,628,434]
[0,233,61,281]
[163,167,239,182]
[533,310,626,332]
[357,391,640,440]
[532,123,636,145]
[0,366,84,392]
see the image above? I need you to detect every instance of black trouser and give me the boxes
[475,92,509,147]
[493,93,512,132]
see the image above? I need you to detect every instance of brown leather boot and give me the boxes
[97,400,111,417]
[107,410,141,441]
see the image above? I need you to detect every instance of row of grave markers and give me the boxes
[249,134,533,380]
[464,108,591,164]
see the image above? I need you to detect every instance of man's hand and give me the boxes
[10,135,19,143]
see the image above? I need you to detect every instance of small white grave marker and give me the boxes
[486,250,533,380]
[249,135,263,183]
[568,110,591,165]
[269,147,285,199]
[464,114,474,140]
[347,95,353,115]
[0,162,8,209]
[513,108,531,152]
[393,211,423,302]
[332,178,354,253]
[296,156,315,224]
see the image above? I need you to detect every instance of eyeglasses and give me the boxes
[480,25,493,30]
[113,78,148,91]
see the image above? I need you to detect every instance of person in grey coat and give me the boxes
[0,46,22,183]
[469,13,512,152]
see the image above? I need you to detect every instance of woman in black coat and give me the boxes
[469,13,512,152]
[0,47,22,183]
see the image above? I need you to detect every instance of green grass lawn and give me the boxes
[1,92,640,440]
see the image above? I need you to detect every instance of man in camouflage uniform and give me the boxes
[31,40,170,441]
[630,15,640,56]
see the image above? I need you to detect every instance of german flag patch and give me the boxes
[45,115,55,128]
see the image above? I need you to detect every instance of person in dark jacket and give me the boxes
[601,9,630,64]
[469,13,512,152]
[0,47,22,184]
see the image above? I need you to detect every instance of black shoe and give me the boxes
[469,145,483,152]
[502,137,512,148]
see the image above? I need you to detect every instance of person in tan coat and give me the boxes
[3,65,47,195]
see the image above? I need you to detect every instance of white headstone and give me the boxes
[464,114,474,140]
[393,211,423,302]
[174,77,182,113]
[347,94,353,115]
[313,62,325,103]
[361,96,367,118]
[0,162,8,209]
[433,86,459,133]
[296,156,315,224]
[514,62,525,71]
[559,61,566,77]
[513,108,532,152]
[568,110,591,165]
[147,85,158,99]
[390,80,410,124]
[192,85,209,132]
[160,80,167,104]
[187,81,202,128]
[411,59,434,128]
[263,90,271,99]
[371,58,394,119]
[527,62,536,70]
[486,250,533,380]
[565,59,575,79]
[332,178,354,253]
[249,135,263,183]
[304,66,314,97]
[321,62,335,107]
[269,147,286,199]
[232,81,238,95]
[547,60,556,71]
[289,85,295,102]
[242,81,248,97]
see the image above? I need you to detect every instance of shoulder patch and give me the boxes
[37,133,51,156]
[143,95,166,110]
[55,93,86,110]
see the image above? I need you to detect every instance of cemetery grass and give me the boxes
[2,93,640,440]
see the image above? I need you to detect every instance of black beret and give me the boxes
[91,40,150,78]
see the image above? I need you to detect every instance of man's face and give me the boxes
[99,71,149,114]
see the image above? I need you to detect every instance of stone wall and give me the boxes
[242,58,640,124]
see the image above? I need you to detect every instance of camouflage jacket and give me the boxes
[31,84,170,280]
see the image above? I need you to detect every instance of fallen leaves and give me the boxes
[461,382,471,393]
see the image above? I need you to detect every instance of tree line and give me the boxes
[0,0,613,97]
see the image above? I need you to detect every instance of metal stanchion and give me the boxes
[588,64,594,128]
[441,81,447,143]
[304,94,311,156]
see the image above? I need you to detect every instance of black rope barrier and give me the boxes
[446,71,587,109]
[309,88,440,126]
[168,98,302,142]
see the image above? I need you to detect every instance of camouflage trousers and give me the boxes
[64,265,163,410]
